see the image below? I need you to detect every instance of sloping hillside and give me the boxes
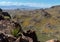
[3,5,60,42]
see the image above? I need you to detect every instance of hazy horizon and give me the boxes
[0,0,60,9]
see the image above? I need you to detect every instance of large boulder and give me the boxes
[22,30,38,42]
[0,8,11,20]
[2,12,11,19]
[0,32,9,42]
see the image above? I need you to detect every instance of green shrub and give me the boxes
[11,28,21,38]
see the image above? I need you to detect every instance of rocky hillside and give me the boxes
[4,5,60,42]
[0,8,40,42]
[0,5,60,42]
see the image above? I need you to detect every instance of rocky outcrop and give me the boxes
[0,30,38,42]
[0,9,39,42]
[0,8,11,20]
[0,20,21,34]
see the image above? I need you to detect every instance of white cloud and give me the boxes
[0,1,56,8]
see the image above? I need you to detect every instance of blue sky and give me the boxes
[0,0,60,8]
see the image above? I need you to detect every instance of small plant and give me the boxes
[11,28,21,38]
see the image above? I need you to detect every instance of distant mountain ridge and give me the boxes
[0,5,40,10]
[1,5,60,10]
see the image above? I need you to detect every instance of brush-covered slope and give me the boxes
[4,5,60,42]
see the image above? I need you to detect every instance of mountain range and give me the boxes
[0,5,40,10]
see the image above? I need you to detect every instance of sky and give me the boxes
[0,0,60,8]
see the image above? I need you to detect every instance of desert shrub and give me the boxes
[11,28,21,38]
